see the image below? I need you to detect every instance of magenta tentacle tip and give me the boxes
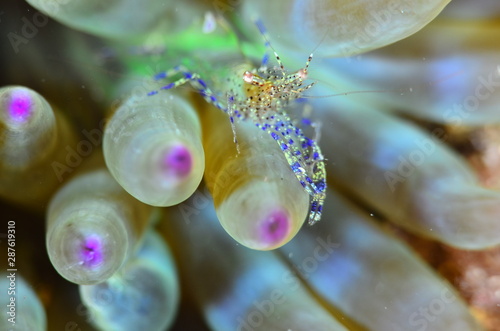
[259,209,290,246]
[80,234,104,268]
[161,144,193,178]
[8,90,33,123]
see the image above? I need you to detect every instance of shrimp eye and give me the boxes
[297,68,307,80]
[243,71,254,83]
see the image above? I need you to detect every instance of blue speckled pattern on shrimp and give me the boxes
[148,18,327,225]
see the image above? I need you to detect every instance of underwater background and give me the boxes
[1,0,500,330]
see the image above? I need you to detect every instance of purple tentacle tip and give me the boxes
[8,90,33,123]
[161,144,192,177]
[80,235,104,268]
[259,209,290,246]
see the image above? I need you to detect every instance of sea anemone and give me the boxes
[1,0,499,330]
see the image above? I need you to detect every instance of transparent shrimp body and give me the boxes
[231,58,326,225]
[148,31,326,225]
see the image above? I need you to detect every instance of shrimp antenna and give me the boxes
[302,88,397,99]
[254,18,287,74]
[302,67,467,99]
